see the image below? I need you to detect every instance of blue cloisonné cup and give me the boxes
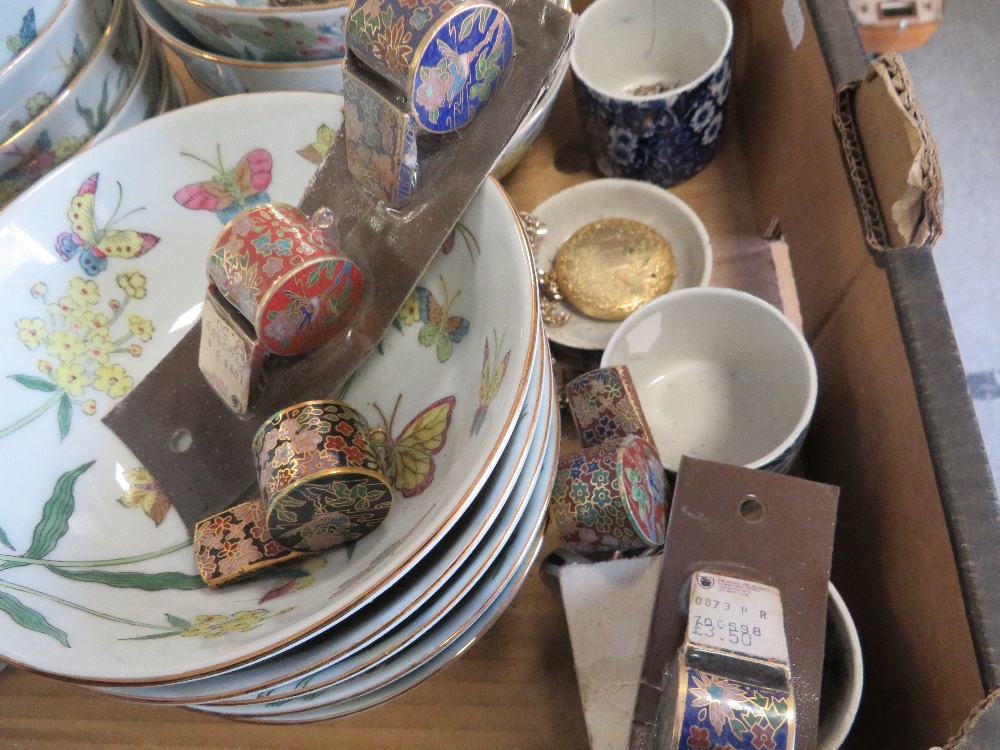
[570,0,733,187]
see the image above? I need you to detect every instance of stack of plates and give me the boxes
[0,0,183,208]
[0,91,555,722]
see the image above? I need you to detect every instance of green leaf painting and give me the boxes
[0,591,69,647]
[9,374,58,392]
[46,567,205,592]
[23,461,94,562]
[0,461,283,649]
[57,393,72,439]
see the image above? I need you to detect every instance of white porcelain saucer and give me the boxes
[532,178,713,350]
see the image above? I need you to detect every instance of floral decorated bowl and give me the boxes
[135,0,345,97]
[0,0,114,141]
[1,0,65,69]
[0,26,164,209]
[155,0,348,63]
[88,27,170,149]
[0,1,142,184]
[0,90,538,684]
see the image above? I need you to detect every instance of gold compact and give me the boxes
[552,218,676,321]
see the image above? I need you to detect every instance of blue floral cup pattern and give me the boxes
[569,0,734,187]
[574,55,732,187]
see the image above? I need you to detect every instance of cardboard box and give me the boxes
[0,1,993,748]
[524,0,994,746]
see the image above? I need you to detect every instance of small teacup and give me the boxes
[570,0,733,187]
[601,288,817,474]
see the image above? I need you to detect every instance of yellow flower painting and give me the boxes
[2,273,154,441]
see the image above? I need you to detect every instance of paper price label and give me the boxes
[686,572,789,664]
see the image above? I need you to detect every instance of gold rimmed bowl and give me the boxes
[0,90,539,686]
[154,0,349,62]
[0,1,143,185]
[0,0,115,139]
[135,0,345,96]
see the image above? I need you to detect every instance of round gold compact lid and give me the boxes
[553,218,676,321]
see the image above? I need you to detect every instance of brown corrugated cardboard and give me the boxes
[736,0,992,745]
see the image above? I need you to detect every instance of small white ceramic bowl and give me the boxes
[0,0,115,138]
[0,1,143,180]
[1,0,65,68]
[532,178,713,350]
[601,287,817,473]
[135,0,344,96]
[155,0,348,63]
[819,584,864,750]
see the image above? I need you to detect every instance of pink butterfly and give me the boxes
[174,147,272,224]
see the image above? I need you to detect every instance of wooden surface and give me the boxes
[0,58,785,750]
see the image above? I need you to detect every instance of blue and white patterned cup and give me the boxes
[570,0,733,187]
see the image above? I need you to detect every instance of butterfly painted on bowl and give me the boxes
[414,279,469,363]
[54,174,160,277]
[6,8,36,57]
[297,124,335,166]
[173,146,273,224]
[371,395,456,498]
[471,332,510,436]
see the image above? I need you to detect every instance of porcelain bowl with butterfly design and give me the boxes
[135,0,345,97]
[1,0,66,70]
[0,25,171,210]
[154,0,349,63]
[0,0,143,183]
[0,0,114,140]
[0,90,538,684]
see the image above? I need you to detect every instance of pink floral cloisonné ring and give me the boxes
[198,202,363,412]
[207,202,362,356]
[253,400,394,553]
[549,434,668,556]
[565,365,658,450]
[193,497,308,588]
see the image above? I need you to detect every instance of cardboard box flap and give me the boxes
[834,54,943,252]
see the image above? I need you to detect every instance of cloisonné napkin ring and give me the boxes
[661,571,795,750]
[549,434,667,556]
[343,0,514,206]
[253,400,394,554]
[198,202,364,413]
[194,497,307,588]
[565,365,658,450]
